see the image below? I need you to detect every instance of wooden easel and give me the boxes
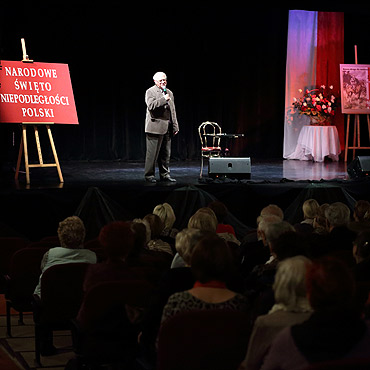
[344,45,370,162]
[14,39,64,184]
[15,122,64,184]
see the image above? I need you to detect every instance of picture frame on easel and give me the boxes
[339,64,370,114]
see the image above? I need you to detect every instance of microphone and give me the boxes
[162,86,167,94]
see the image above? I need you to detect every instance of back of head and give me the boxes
[354,200,370,222]
[260,204,284,220]
[99,221,135,260]
[129,221,147,256]
[188,207,218,233]
[264,221,295,245]
[153,203,176,230]
[302,199,319,219]
[272,230,308,260]
[175,228,209,265]
[325,202,350,228]
[353,230,370,260]
[306,256,355,312]
[191,235,234,283]
[143,213,165,239]
[58,216,85,249]
[273,255,312,311]
[208,200,228,223]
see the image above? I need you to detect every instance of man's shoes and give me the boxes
[160,176,176,183]
[145,177,157,183]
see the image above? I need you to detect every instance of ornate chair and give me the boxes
[198,121,222,178]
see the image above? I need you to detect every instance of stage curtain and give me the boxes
[284,10,345,158]
[316,11,345,149]
[283,10,318,159]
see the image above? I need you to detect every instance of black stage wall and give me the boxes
[1,4,370,166]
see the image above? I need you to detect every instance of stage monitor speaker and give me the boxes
[347,156,370,179]
[208,157,251,179]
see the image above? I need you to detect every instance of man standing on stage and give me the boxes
[144,72,179,183]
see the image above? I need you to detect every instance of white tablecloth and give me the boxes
[287,125,341,162]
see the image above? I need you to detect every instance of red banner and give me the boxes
[0,60,78,124]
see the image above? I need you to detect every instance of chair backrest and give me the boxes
[77,279,155,331]
[157,309,252,370]
[198,121,222,150]
[6,247,47,305]
[0,237,30,275]
[39,262,90,323]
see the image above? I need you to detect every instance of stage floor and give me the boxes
[1,158,369,242]
[0,158,352,190]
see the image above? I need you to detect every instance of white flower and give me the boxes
[321,85,326,89]
[329,85,333,89]
[298,89,302,93]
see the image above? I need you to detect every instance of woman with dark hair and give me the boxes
[261,257,370,370]
[160,235,249,324]
[82,221,139,292]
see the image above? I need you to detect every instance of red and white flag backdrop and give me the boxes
[0,60,78,124]
[283,11,344,158]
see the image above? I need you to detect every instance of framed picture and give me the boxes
[340,64,370,114]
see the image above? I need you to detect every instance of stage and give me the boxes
[0,158,369,242]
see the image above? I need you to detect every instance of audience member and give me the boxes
[187,207,218,233]
[249,221,296,284]
[143,214,173,256]
[348,200,370,233]
[260,257,370,370]
[239,215,282,277]
[247,228,308,316]
[82,221,140,293]
[312,203,329,235]
[153,203,178,246]
[34,216,97,298]
[208,200,236,236]
[33,216,96,356]
[324,202,357,253]
[128,220,172,282]
[239,256,312,370]
[352,230,370,282]
[138,228,207,366]
[160,235,249,325]
[294,198,319,234]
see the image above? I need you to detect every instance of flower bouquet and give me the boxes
[292,85,337,125]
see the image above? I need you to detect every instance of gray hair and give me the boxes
[153,71,167,81]
[175,228,206,265]
[271,255,312,313]
[325,202,350,227]
[264,221,295,244]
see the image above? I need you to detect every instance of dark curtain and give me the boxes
[316,12,345,149]
[1,5,370,164]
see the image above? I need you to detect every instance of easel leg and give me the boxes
[46,125,64,183]
[15,135,23,181]
[352,115,358,160]
[345,115,350,162]
[22,126,30,184]
[33,126,44,165]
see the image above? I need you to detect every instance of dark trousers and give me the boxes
[144,132,171,179]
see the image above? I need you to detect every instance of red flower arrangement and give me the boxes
[292,85,337,125]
